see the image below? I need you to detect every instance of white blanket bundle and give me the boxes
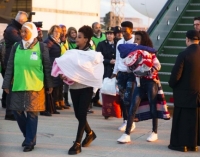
[52,49,104,89]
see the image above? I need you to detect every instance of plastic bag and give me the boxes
[101,77,117,96]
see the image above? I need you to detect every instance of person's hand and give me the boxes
[47,88,53,94]
[111,74,117,78]
[60,74,67,80]
[4,89,9,94]
[110,59,116,64]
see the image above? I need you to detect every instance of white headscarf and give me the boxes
[22,22,38,49]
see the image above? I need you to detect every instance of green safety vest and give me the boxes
[91,33,106,49]
[68,42,77,50]
[12,42,44,91]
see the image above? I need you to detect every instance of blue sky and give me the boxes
[100,0,152,25]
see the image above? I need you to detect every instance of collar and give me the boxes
[20,38,38,49]
[11,19,22,30]
[93,33,103,38]
[76,45,90,51]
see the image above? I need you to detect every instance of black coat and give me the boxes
[96,40,117,78]
[3,19,22,67]
[169,44,200,108]
[44,36,62,87]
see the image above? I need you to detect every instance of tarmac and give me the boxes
[0,73,199,157]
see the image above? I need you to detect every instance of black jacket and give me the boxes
[44,36,62,87]
[4,19,22,68]
[96,40,117,78]
[169,44,200,108]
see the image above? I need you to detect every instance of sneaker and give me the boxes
[82,130,97,147]
[87,109,94,114]
[131,122,136,132]
[146,132,158,142]
[117,133,131,143]
[118,120,127,131]
[68,142,81,155]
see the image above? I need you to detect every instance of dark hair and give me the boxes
[92,22,99,28]
[135,31,153,48]
[186,30,200,40]
[194,17,200,21]
[78,25,93,44]
[121,21,133,29]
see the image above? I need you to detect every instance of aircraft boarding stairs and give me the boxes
[147,0,200,109]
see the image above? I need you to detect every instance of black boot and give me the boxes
[68,142,81,155]
[23,145,34,152]
[5,114,16,121]
[82,130,97,147]
[1,99,6,108]
[64,92,71,107]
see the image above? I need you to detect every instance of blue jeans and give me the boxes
[125,78,158,135]
[13,111,38,146]
[117,72,135,121]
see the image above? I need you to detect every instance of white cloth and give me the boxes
[53,49,104,91]
[101,77,117,96]
[21,22,38,49]
[113,36,135,74]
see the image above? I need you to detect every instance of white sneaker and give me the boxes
[131,122,136,132]
[117,133,131,143]
[118,120,127,131]
[146,132,158,142]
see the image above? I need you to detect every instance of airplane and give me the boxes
[128,0,167,19]
[0,0,15,23]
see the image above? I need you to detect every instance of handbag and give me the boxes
[101,77,117,96]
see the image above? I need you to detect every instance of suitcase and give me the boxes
[102,94,122,119]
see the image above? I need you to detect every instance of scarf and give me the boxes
[21,22,38,49]
[68,37,76,43]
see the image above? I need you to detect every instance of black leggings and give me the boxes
[70,87,93,143]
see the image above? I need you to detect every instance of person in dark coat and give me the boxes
[44,25,68,110]
[94,27,117,107]
[168,30,200,152]
[96,27,117,79]
[114,26,123,42]
[3,11,28,120]
[2,22,53,152]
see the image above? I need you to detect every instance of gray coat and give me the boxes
[2,40,53,111]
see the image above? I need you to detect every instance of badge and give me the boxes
[30,52,38,60]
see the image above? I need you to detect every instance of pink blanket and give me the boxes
[51,61,74,85]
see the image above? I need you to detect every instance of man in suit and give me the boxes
[168,30,200,152]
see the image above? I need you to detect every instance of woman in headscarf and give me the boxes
[44,25,68,110]
[2,22,53,152]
